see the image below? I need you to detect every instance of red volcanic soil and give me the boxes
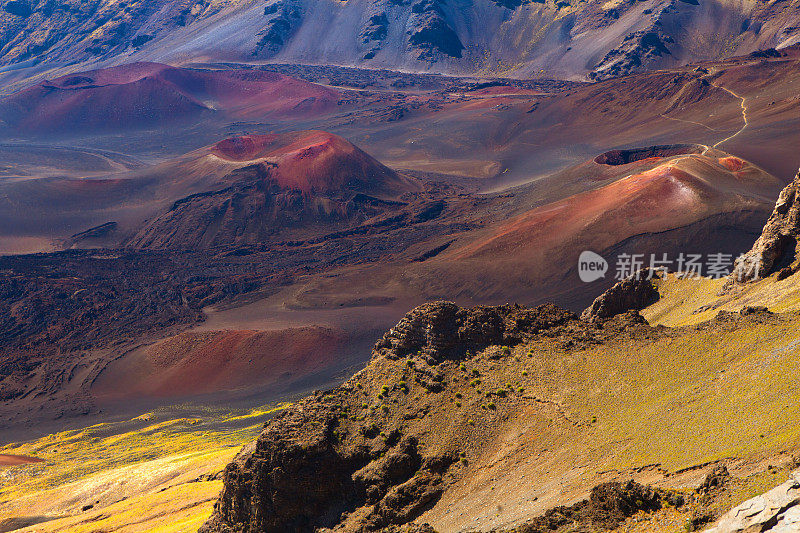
[0,62,341,134]
[209,131,419,196]
[460,165,706,259]
[92,327,350,399]
[0,454,44,466]
[211,135,285,161]
[456,152,778,261]
[718,156,746,172]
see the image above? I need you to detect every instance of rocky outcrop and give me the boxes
[255,1,303,55]
[407,0,464,59]
[374,302,575,362]
[698,465,731,494]
[703,471,800,533]
[201,302,582,533]
[494,480,680,533]
[581,270,660,322]
[730,170,800,284]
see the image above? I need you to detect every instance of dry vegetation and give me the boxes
[6,272,800,532]
[0,405,284,532]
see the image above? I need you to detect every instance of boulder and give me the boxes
[703,471,800,533]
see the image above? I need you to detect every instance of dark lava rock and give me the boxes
[581,269,659,322]
[374,301,576,362]
[594,144,701,165]
[588,480,662,527]
[3,0,32,17]
[409,18,464,58]
[407,3,464,59]
[361,13,389,43]
[495,480,669,533]
[698,464,730,493]
[199,392,455,533]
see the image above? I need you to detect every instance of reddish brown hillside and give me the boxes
[0,63,341,134]
[126,131,421,249]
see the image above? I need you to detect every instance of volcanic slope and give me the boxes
[0,130,422,251]
[199,302,800,532]
[2,0,800,80]
[198,169,800,533]
[295,146,782,310]
[643,168,800,327]
[126,131,423,249]
[0,62,341,136]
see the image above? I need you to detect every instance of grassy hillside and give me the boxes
[6,272,800,532]
[0,405,284,532]
[644,271,800,327]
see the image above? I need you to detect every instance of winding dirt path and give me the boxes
[710,84,748,149]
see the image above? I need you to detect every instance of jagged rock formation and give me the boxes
[698,465,731,494]
[199,396,455,533]
[375,302,575,362]
[703,471,800,533]
[407,0,464,60]
[731,169,800,284]
[581,270,660,322]
[255,0,303,55]
[200,302,588,533]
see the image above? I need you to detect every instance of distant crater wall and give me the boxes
[594,144,703,166]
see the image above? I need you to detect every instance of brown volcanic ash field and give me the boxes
[0,52,798,429]
[0,62,341,134]
[92,327,349,399]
